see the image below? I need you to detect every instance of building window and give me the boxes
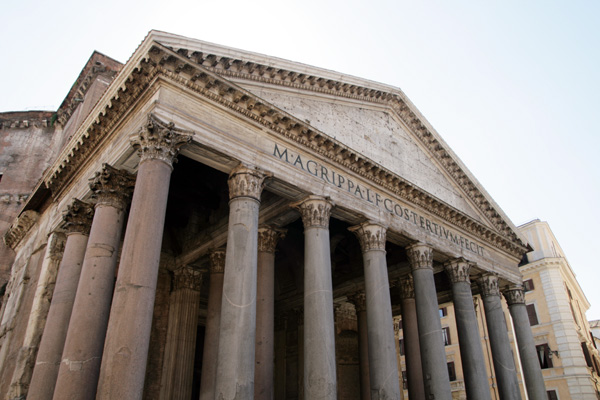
[399,338,405,356]
[526,304,539,326]
[439,307,447,318]
[582,342,594,368]
[447,361,456,381]
[442,327,451,346]
[402,370,408,389]
[547,389,558,400]
[523,279,535,292]
[536,344,553,369]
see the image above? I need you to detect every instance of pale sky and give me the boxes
[2,1,599,318]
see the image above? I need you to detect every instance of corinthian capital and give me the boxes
[89,164,136,210]
[444,258,471,284]
[209,249,226,274]
[258,225,286,253]
[399,275,415,299]
[227,165,268,201]
[406,243,433,271]
[478,274,500,298]
[292,195,334,229]
[349,222,387,252]
[62,199,95,235]
[348,291,367,313]
[503,285,525,306]
[130,114,193,167]
[173,266,203,292]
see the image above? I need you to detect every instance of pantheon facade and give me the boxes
[0,31,547,400]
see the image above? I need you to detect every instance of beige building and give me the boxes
[0,31,548,400]
[395,219,600,399]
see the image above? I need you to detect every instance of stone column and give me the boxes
[398,275,425,400]
[96,114,192,400]
[255,225,285,400]
[159,266,203,400]
[293,195,337,399]
[6,231,65,400]
[349,222,400,399]
[348,292,370,400]
[28,199,94,400]
[444,259,491,400]
[406,243,452,400]
[53,164,135,400]
[199,249,225,400]
[504,286,547,400]
[214,165,267,400]
[478,274,521,400]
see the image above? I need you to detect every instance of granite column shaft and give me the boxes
[255,226,285,400]
[444,259,491,400]
[96,114,191,400]
[28,199,94,400]
[406,243,452,400]
[399,275,425,400]
[479,275,521,400]
[214,165,267,400]
[349,292,370,400]
[505,286,547,400]
[199,250,225,400]
[159,267,202,400]
[53,164,135,400]
[294,196,337,399]
[350,222,400,399]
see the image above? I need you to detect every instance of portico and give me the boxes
[7,31,546,400]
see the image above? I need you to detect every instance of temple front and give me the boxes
[0,31,547,400]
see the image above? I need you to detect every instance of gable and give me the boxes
[240,86,486,224]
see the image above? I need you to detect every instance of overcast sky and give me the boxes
[2,1,599,318]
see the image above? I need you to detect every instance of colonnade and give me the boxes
[26,115,547,400]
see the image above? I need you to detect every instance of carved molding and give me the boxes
[40,42,527,259]
[89,163,136,210]
[130,114,193,168]
[47,231,66,261]
[399,275,415,299]
[3,210,39,249]
[406,243,433,271]
[173,266,202,291]
[227,165,268,201]
[348,222,387,252]
[292,195,334,229]
[209,249,226,274]
[478,274,501,298]
[503,286,525,306]
[257,225,286,253]
[444,258,471,284]
[348,292,366,313]
[62,199,95,235]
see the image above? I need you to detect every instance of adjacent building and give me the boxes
[0,31,548,399]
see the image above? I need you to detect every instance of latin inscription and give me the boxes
[273,143,485,257]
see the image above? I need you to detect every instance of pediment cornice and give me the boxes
[41,41,527,259]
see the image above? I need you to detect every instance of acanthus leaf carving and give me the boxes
[130,114,193,168]
[89,163,136,210]
[503,286,525,306]
[291,195,334,229]
[399,275,415,299]
[227,165,268,201]
[62,199,95,235]
[406,243,433,271]
[209,249,226,274]
[348,222,387,252]
[444,258,471,284]
[478,274,501,298]
[173,266,203,292]
[257,225,286,253]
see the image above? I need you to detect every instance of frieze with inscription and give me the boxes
[273,143,485,257]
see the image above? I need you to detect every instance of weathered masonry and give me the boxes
[0,31,547,400]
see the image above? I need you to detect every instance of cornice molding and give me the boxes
[41,42,527,258]
[3,210,39,249]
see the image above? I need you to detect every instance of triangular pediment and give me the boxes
[40,30,528,258]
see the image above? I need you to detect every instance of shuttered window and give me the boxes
[527,304,539,326]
